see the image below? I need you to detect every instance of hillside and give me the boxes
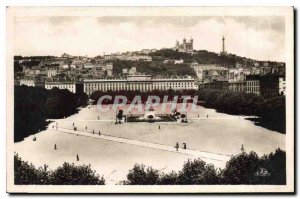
[111,60,197,78]
[149,49,284,68]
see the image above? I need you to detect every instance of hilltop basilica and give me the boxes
[173,38,194,54]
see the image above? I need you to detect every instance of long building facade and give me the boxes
[84,75,196,95]
[45,81,83,94]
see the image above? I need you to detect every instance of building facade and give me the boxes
[84,75,196,95]
[279,76,286,95]
[191,64,228,83]
[199,80,229,90]
[45,81,83,94]
[47,68,58,78]
[245,75,260,95]
[20,78,45,87]
[260,75,286,97]
[228,81,245,92]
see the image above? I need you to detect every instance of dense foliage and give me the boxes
[177,159,220,184]
[14,86,49,142]
[14,154,105,185]
[149,49,238,67]
[197,89,286,133]
[14,85,88,142]
[14,149,285,185]
[125,149,286,185]
[149,49,194,63]
[149,49,284,70]
[14,153,49,185]
[125,164,160,185]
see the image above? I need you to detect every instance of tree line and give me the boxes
[124,148,286,185]
[14,85,88,142]
[197,89,286,133]
[15,148,285,185]
[148,49,285,69]
[14,153,105,185]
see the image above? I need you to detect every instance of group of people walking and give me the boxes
[175,142,187,151]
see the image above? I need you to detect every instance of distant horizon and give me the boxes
[14,16,286,62]
[14,47,285,63]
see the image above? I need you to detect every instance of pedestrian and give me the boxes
[183,143,187,149]
[85,125,87,130]
[92,130,94,134]
[72,122,74,126]
[99,131,101,135]
[206,115,208,118]
[159,125,161,130]
[175,142,179,151]
[77,154,79,161]
[198,114,199,118]
[54,144,57,150]
[241,144,245,152]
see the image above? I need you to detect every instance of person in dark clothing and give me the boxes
[175,142,179,151]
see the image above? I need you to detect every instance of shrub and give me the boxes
[14,153,50,185]
[126,164,159,185]
[261,148,286,185]
[14,154,105,185]
[49,163,105,185]
[158,171,178,185]
[178,159,220,184]
[220,151,263,184]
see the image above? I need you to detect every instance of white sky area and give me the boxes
[14,16,285,61]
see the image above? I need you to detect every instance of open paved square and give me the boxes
[15,104,285,184]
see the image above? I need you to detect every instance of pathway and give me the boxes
[54,127,231,163]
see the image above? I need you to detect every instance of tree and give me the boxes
[177,159,220,184]
[14,85,89,142]
[261,148,286,185]
[126,164,159,185]
[220,151,262,184]
[14,153,50,185]
[49,163,105,185]
[124,149,286,185]
[14,86,48,142]
[158,171,178,185]
[14,154,105,185]
[45,97,63,118]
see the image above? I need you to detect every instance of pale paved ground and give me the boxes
[57,127,230,162]
[14,104,285,185]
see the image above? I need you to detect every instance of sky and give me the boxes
[14,16,285,61]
